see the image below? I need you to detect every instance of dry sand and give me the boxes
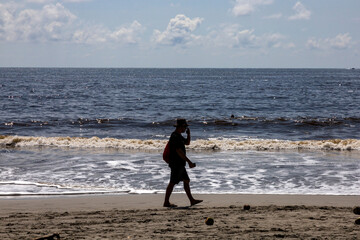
[1,194,359,239]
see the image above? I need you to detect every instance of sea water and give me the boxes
[0,68,359,196]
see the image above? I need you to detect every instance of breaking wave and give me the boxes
[0,135,359,151]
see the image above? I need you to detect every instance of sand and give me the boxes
[1,194,359,239]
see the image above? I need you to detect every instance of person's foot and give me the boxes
[190,199,203,206]
[163,203,177,208]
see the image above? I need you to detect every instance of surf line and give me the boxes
[0,135,359,151]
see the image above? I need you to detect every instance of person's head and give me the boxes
[174,118,189,133]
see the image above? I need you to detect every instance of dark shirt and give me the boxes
[168,131,186,167]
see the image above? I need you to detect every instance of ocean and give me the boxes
[0,68,359,197]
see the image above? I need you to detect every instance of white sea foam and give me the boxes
[0,135,359,151]
[0,181,131,196]
[0,149,359,196]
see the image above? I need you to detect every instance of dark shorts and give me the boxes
[170,166,190,184]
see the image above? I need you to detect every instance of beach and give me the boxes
[1,194,359,239]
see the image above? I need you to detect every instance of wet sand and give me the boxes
[1,194,359,239]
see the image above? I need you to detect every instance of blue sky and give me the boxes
[0,0,359,68]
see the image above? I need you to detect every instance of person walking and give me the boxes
[163,119,203,207]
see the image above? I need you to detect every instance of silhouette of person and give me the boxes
[163,119,203,207]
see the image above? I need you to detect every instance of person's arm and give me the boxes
[185,128,191,145]
[176,148,196,168]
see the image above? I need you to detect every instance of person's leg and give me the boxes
[183,180,195,202]
[164,166,180,207]
[163,182,176,207]
[183,180,203,206]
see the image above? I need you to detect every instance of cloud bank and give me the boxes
[0,3,76,42]
[0,2,143,44]
[0,0,354,56]
[307,33,353,50]
[208,24,294,50]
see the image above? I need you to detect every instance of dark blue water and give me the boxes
[1,68,359,140]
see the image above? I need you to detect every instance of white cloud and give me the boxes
[307,33,353,50]
[109,21,143,44]
[152,14,203,46]
[263,33,286,48]
[26,0,53,3]
[0,3,77,42]
[330,33,353,49]
[231,0,273,16]
[0,3,143,44]
[289,2,311,20]
[211,25,257,48]
[208,24,293,50]
[26,0,91,3]
[72,21,144,44]
[72,25,108,44]
[263,13,282,19]
[62,0,91,2]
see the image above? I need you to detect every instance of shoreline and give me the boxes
[1,193,359,213]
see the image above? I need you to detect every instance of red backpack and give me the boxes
[162,142,170,163]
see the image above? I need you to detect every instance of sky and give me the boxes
[0,0,359,68]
